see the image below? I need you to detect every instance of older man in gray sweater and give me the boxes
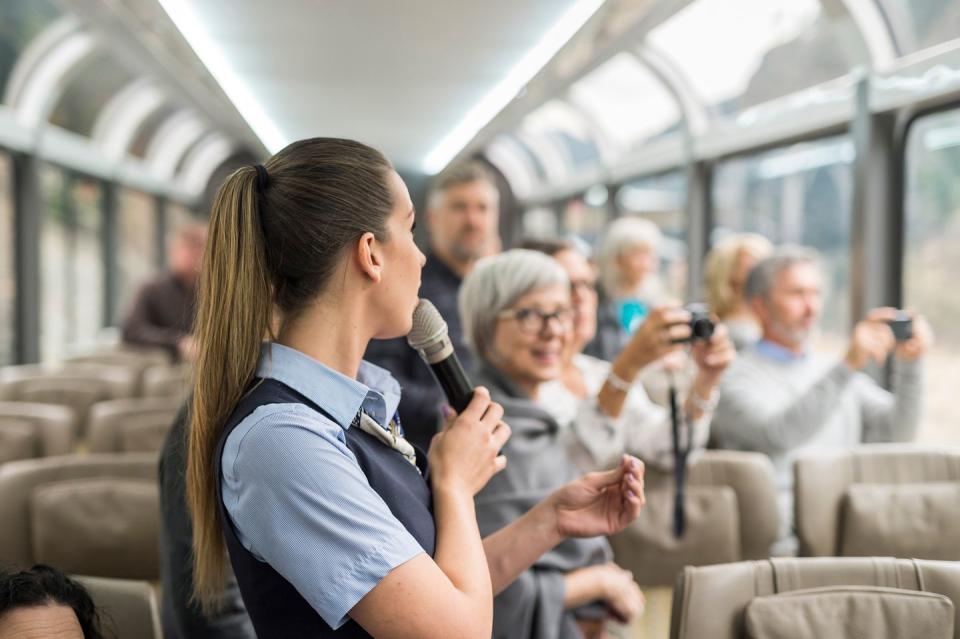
[711,247,932,556]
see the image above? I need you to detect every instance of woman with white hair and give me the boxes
[590,217,664,361]
[704,233,774,350]
[460,249,646,639]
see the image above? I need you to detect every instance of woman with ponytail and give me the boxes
[187,138,645,638]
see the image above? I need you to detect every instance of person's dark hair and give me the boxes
[188,138,395,611]
[427,161,498,208]
[518,237,572,257]
[0,565,103,638]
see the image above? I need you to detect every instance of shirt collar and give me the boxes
[754,339,808,363]
[255,342,402,431]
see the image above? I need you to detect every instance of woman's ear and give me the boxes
[357,232,383,283]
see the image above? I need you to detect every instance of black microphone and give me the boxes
[407,299,474,413]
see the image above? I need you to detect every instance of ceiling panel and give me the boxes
[175,0,589,171]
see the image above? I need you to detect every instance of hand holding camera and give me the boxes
[844,308,932,369]
[619,304,692,374]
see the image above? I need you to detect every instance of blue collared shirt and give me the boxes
[754,339,808,364]
[221,343,425,629]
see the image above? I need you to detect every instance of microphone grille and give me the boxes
[407,299,449,349]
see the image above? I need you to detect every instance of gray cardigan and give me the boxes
[473,361,612,639]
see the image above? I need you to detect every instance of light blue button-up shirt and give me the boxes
[221,343,425,629]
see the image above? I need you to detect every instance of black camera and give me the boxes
[685,303,715,342]
[885,311,913,342]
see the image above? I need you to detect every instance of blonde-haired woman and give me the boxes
[704,233,773,350]
[590,217,664,361]
[186,137,644,639]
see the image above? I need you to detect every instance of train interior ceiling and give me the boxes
[1,0,960,638]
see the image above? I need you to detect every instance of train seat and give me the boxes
[795,444,960,559]
[74,574,162,639]
[0,401,76,460]
[141,363,191,401]
[610,450,779,586]
[87,397,181,454]
[670,557,960,639]
[0,453,159,581]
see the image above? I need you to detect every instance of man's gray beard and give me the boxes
[769,319,814,350]
[449,241,484,263]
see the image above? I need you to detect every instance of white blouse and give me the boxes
[537,353,711,471]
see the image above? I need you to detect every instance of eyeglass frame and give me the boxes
[497,306,575,335]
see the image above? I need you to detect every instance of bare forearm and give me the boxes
[563,566,605,609]
[596,355,644,419]
[432,488,492,623]
[482,498,563,595]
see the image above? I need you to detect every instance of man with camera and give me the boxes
[710,246,932,556]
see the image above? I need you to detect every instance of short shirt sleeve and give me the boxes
[221,403,426,629]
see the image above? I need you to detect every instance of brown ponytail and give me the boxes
[187,139,394,612]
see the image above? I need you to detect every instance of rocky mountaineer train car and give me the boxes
[0,1,959,638]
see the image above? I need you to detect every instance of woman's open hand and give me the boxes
[548,455,645,539]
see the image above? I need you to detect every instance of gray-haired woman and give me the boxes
[459,249,646,639]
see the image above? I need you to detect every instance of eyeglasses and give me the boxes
[498,307,574,334]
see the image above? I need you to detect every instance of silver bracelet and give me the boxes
[606,369,634,393]
[690,387,720,413]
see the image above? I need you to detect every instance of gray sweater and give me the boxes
[711,342,923,555]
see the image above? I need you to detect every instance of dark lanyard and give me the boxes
[668,375,692,538]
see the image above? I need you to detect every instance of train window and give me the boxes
[712,136,855,352]
[647,0,868,117]
[519,100,603,181]
[166,201,196,235]
[0,0,62,103]
[48,51,134,136]
[567,52,680,159]
[485,136,540,200]
[521,206,560,239]
[0,152,13,365]
[71,178,104,351]
[904,108,960,444]
[562,187,610,248]
[38,168,105,362]
[116,189,157,322]
[876,0,960,55]
[615,171,689,299]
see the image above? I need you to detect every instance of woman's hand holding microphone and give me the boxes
[428,386,511,498]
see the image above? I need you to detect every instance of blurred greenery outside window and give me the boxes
[904,108,960,445]
[38,165,104,362]
[0,152,13,365]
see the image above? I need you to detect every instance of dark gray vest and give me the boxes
[214,378,435,638]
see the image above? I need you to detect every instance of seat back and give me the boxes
[0,453,159,579]
[670,558,960,639]
[795,444,960,557]
[141,364,191,401]
[0,365,140,436]
[610,450,779,586]
[88,398,181,453]
[0,401,76,456]
[74,575,162,639]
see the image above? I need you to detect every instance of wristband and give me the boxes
[606,369,634,393]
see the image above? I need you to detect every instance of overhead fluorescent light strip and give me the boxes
[157,0,287,154]
[422,0,607,174]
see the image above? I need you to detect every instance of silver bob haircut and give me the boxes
[743,245,821,301]
[458,249,569,360]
